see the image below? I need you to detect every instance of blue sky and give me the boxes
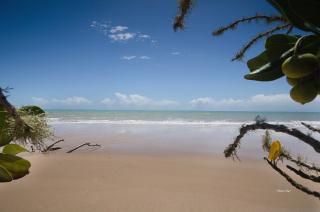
[1,0,320,111]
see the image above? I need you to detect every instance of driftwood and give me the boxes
[42,139,64,152]
[66,142,101,153]
[264,158,320,199]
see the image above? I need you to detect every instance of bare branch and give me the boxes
[66,142,101,153]
[224,122,320,159]
[213,14,286,36]
[232,24,291,61]
[42,139,64,152]
[301,122,320,134]
[264,158,320,199]
[286,157,320,173]
[173,0,195,31]
[287,165,320,183]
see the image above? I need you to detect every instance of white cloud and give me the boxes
[91,21,155,44]
[109,26,128,33]
[31,97,49,105]
[32,96,92,106]
[138,34,150,39]
[101,98,114,105]
[189,93,320,111]
[139,56,150,60]
[101,92,178,108]
[122,56,136,60]
[108,33,135,41]
[122,55,150,60]
[52,97,92,105]
[32,93,320,111]
[171,52,181,55]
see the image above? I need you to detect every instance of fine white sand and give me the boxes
[1,153,319,212]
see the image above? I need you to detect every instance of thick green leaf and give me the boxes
[244,64,284,81]
[247,34,297,72]
[267,0,310,32]
[19,105,45,116]
[298,35,320,55]
[0,153,31,179]
[0,133,13,147]
[2,144,29,155]
[246,37,320,82]
[0,164,12,182]
[265,34,298,50]
[289,0,320,29]
[247,51,269,72]
[247,48,289,72]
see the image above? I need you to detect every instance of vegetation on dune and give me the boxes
[174,0,320,199]
[0,87,53,182]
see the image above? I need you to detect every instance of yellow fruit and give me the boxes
[290,81,318,104]
[268,140,281,161]
[286,77,299,86]
[282,53,319,79]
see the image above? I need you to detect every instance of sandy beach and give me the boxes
[1,153,320,212]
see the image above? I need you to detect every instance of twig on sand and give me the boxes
[66,142,101,153]
[42,139,64,152]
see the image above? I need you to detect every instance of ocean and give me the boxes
[47,110,320,127]
[46,110,320,159]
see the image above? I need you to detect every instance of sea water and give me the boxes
[46,110,320,159]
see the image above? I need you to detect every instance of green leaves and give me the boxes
[265,34,298,50]
[0,106,12,147]
[0,164,12,182]
[19,105,45,116]
[267,0,320,33]
[245,34,297,81]
[0,153,31,180]
[2,144,29,155]
[0,144,31,182]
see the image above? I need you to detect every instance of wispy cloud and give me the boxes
[189,93,320,111]
[139,56,150,59]
[109,25,128,33]
[138,34,150,39]
[122,55,150,60]
[31,93,320,111]
[171,52,181,55]
[101,92,178,109]
[32,96,92,106]
[108,33,135,41]
[90,21,156,44]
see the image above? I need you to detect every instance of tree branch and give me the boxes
[232,23,291,61]
[287,165,320,183]
[0,87,31,133]
[264,158,320,199]
[224,122,320,159]
[301,122,320,134]
[212,14,286,36]
[173,0,195,31]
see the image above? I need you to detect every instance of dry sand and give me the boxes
[1,153,319,212]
